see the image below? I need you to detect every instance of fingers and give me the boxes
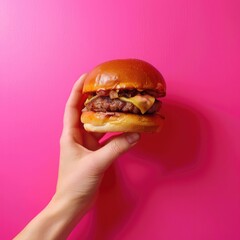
[63,74,87,136]
[91,133,140,172]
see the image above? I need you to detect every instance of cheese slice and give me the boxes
[119,94,155,114]
[84,95,99,105]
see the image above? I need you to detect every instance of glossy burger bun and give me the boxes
[81,111,164,133]
[81,59,166,133]
[82,59,166,95]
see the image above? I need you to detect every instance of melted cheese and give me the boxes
[84,95,99,105]
[119,94,155,114]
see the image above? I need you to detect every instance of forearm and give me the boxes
[14,195,85,240]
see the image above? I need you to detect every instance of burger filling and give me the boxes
[83,89,162,115]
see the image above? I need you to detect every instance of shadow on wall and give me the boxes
[90,164,136,240]
[78,98,212,240]
[134,99,212,174]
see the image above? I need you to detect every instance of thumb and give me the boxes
[92,132,140,172]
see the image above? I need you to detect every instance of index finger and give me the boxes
[63,74,87,133]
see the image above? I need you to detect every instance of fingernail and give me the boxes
[126,133,140,144]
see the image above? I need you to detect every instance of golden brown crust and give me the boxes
[83,59,166,95]
[81,111,164,133]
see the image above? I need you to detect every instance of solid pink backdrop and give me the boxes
[1,0,240,239]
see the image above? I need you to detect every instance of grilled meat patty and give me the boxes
[84,96,161,114]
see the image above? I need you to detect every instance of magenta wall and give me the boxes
[1,0,240,239]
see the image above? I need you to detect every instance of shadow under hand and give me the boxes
[89,164,136,240]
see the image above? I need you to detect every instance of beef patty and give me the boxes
[84,96,161,114]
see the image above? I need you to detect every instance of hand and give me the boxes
[14,74,140,240]
[56,74,140,211]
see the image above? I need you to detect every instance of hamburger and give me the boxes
[81,59,166,132]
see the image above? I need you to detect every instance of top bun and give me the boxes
[83,59,166,96]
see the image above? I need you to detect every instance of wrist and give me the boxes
[44,194,86,238]
[14,195,86,240]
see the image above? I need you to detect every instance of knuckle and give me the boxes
[59,136,66,147]
[110,140,122,156]
[59,133,73,147]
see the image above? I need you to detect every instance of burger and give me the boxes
[80,59,166,132]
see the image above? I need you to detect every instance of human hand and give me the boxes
[54,73,140,213]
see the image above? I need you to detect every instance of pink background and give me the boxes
[1,0,240,239]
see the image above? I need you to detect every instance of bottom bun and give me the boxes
[81,111,164,133]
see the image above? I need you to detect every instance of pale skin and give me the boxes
[14,74,140,240]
